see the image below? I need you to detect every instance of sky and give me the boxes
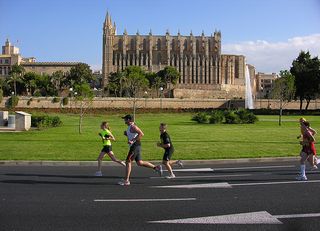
[1,0,320,73]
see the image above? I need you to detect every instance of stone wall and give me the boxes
[1,97,319,110]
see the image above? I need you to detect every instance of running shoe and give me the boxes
[120,161,126,167]
[311,165,318,171]
[165,174,176,179]
[295,175,307,181]
[177,160,184,168]
[316,158,320,165]
[95,171,102,177]
[155,165,163,177]
[118,179,130,186]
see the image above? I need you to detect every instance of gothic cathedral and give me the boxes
[102,12,247,98]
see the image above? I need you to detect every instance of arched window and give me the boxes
[184,40,188,50]
[130,39,135,50]
[157,39,161,50]
[157,53,161,64]
[196,40,200,52]
[143,39,147,51]
[118,39,123,50]
[172,39,175,51]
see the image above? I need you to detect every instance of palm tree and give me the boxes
[8,64,25,95]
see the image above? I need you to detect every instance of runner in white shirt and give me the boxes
[118,114,162,186]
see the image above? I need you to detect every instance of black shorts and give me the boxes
[126,143,142,162]
[101,145,112,153]
[162,148,174,161]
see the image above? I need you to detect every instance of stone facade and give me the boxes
[102,12,248,99]
[0,39,80,78]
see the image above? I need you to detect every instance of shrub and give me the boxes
[31,115,62,129]
[208,110,224,124]
[236,109,258,124]
[191,112,209,123]
[0,88,3,103]
[27,98,33,106]
[224,110,240,124]
[52,97,60,103]
[33,90,42,97]
[7,95,19,108]
[62,97,69,106]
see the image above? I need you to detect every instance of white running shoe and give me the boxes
[311,165,318,171]
[95,171,102,177]
[316,158,320,165]
[295,175,307,181]
[155,165,163,177]
[177,160,184,168]
[120,161,126,167]
[118,179,130,186]
[165,174,176,179]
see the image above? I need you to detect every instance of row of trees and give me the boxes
[107,66,180,98]
[0,63,95,97]
[271,51,320,125]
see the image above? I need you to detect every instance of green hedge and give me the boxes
[192,109,258,124]
[31,115,63,128]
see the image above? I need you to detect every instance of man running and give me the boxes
[118,114,162,186]
[157,123,183,179]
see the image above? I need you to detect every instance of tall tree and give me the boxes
[146,72,162,97]
[271,70,295,126]
[8,64,25,95]
[74,83,94,134]
[51,70,66,96]
[157,66,180,97]
[65,63,94,88]
[290,51,320,111]
[23,72,38,96]
[123,66,148,120]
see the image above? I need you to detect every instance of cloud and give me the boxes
[222,34,320,74]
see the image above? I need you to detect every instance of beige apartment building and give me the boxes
[256,72,278,98]
[0,39,80,78]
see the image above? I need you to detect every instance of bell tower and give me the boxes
[102,11,116,88]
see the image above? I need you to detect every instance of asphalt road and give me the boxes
[1,160,320,231]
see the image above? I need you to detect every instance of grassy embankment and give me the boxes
[0,113,319,161]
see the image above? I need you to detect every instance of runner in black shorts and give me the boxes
[95,121,126,177]
[118,114,163,186]
[157,123,183,179]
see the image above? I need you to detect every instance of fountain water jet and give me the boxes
[245,64,254,109]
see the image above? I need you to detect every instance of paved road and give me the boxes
[1,161,320,231]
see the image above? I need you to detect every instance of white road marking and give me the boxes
[275,213,320,219]
[149,211,282,224]
[149,211,320,224]
[94,198,196,202]
[152,182,232,189]
[231,179,320,187]
[213,165,295,171]
[167,168,213,172]
[150,174,251,179]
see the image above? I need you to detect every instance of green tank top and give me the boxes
[99,129,112,146]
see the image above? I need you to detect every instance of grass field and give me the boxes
[0,113,319,161]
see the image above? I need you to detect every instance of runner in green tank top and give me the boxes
[95,121,126,176]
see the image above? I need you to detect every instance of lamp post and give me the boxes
[159,87,163,109]
[69,87,73,109]
[144,91,148,108]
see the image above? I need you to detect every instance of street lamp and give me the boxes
[159,87,164,109]
[144,91,148,108]
[69,87,73,109]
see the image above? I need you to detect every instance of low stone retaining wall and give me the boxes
[0,97,319,110]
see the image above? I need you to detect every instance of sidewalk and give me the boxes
[0,157,299,166]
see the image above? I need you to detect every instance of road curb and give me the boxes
[0,157,299,166]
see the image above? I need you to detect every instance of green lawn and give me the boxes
[0,113,319,161]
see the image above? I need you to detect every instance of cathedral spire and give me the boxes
[104,10,112,28]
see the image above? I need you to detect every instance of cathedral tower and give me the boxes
[102,11,116,87]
